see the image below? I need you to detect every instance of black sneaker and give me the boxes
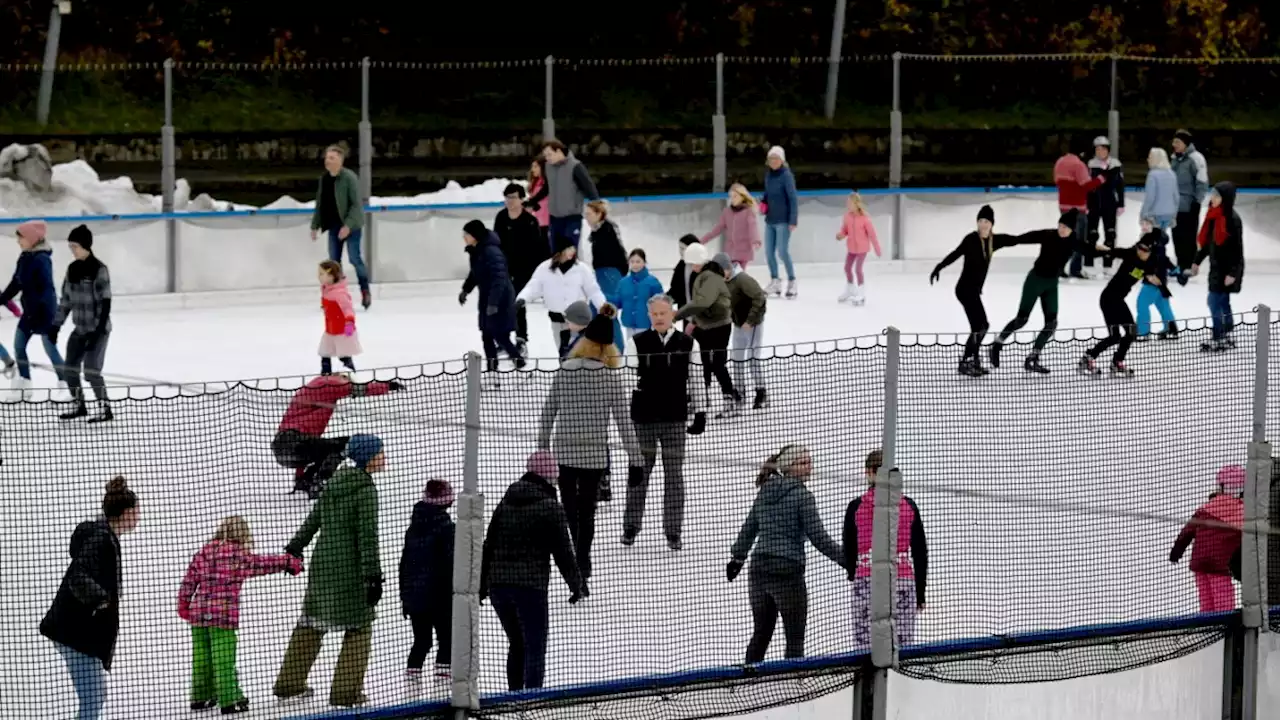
[620,531,637,547]
[191,699,217,711]
[753,388,768,409]
[666,535,683,551]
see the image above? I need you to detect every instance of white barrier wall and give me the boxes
[1,192,1277,297]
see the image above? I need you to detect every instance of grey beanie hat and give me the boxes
[711,252,732,270]
[564,300,593,326]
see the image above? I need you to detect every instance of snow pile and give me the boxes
[0,144,515,218]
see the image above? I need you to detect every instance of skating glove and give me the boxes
[568,582,588,604]
[284,545,303,560]
[366,575,384,606]
[929,267,941,285]
[726,559,744,582]
[285,556,304,576]
[515,298,526,310]
[457,291,468,306]
[626,465,645,488]
[387,380,405,392]
[343,321,355,337]
[687,412,706,436]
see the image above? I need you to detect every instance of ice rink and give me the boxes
[2,266,1278,720]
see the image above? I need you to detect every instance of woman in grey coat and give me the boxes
[727,444,845,664]
[538,304,641,580]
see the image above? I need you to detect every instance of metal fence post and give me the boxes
[889,53,905,261]
[823,0,848,120]
[358,57,374,285]
[36,0,63,127]
[162,58,177,293]
[1108,54,1120,159]
[713,53,727,193]
[542,56,556,140]
[854,326,900,720]
[450,352,484,716]
[1239,304,1272,720]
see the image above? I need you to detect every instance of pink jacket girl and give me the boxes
[701,183,762,269]
[836,193,881,304]
[1170,465,1245,612]
[844,450,928,651]
[177,520,302,630]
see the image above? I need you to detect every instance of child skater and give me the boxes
[585,200,627,354]
[835,192,881,305]
[400,479,456,680]
[1134,218,1183,342]
[700,183,762,270]
[1170,465,1245,612]
[1076,234,1167,377]
[517,237,606,354]
[0,219,68,401]
[178,516,303,714]
[318,260,360,375]
[613,249,664,347]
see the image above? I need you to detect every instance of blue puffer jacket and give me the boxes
[612,267,664,330]
[0,240,58,333]
[762,165,799,226]
[461,230,517,335]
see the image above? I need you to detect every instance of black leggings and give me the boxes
[1088,297,1136,363]
[694,324,738,400]
[745,561,808,663]
[407,599,452,669]
[558,466,604,579]
[957,291,988,362]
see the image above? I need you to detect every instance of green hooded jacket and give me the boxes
[286,465,381,628]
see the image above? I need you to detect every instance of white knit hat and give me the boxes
[682,242,709,266]
[767,145,786,162]
[775,444,809,474]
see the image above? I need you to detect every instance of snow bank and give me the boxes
[0,145,515,217]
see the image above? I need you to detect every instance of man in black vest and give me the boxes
[623,294,704,551]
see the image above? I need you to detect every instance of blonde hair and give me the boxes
[729,183,757,208]
[847,192,867,215]
[568,337,623,369]
[213,516,253,550]
[1148,148,1171,170]
[586,199,609,219]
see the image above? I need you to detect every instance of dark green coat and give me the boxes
[310,167,364,231]
[286,465,381,628]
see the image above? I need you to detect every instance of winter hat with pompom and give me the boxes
[421,479,455,506]
[527,450,558,480]
[1217,464,1246,492]
[584,304,616,345]
[682,242,709,267]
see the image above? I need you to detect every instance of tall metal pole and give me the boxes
[889,52,904,260]
[823,0,848,120]
[542,56,556,140]
[36,1,64,127]
[162,58,177,293]
[712,53,727,192]
[1108,54,1120,159]
[358,57,374,284]
[451,352,484,719]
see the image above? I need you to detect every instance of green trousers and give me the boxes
[996,273,1060,352]
[190,626,245,708]
[274,624,373,707]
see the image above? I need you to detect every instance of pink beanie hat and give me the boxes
[527,450,558,480]
[15,220,46,241]
[1217,465,1246,492]
[421,479,455,506]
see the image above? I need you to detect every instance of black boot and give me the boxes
[59,399,88,420]
[1024,354,1050,374]
[753,388,768,409]
[87,403,114,424]
[957,359,981,377]
[1158,322,1179,340]
[360,287,372,310]
[221,698,250,714]
[988,342,1004,369]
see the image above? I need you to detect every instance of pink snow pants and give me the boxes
[844,252,867,285]
[1194,572,1235,612]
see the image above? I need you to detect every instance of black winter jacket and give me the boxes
[40,518,123,670]
[588,220,629,276]
[480,473,582,596]
[399,503,455,615]
[493,208,547,287]
[1195,182,1245,294]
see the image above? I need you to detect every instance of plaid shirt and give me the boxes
[55,261,111,335]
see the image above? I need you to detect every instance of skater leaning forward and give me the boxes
[1077,233,1169,377]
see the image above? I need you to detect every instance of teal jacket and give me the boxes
[310,167,364,231]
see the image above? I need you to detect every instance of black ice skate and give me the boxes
[360,288,372,310]
[191,699,217,711]
[87,404,114,424]
[221,699,250,715]
[988,342,1003,369]
[715,393,743,419]
[667,535,683,551]
[1076,354,1099,376]
[1110,360,1134,377]
[753,388,769,409]
[957,359,982,377]
[1200,339,1228,353]
[1158,322,1179,340]
[1023,354,1050,374]
[59,401,88,420]
[620,530,637,547]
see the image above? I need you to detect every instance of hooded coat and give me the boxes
[730,474,845,572]
[40,518,123,670]
[480,473,582,596]
[285,465,382,628]
[673,262,732,330]
[1194,182,1245,294]
[398,502,455,615]
[462,230,518,335]
[0,237,58,333]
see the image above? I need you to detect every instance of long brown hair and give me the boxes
[528,156,547,188]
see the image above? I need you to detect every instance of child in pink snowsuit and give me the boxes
[843,449,927,651]
[835,192,881,306]
[1170,465,1245,613]
[701,183,762,269]
[178,516,303,713]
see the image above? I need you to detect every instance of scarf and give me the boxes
[1197,205,1228,247]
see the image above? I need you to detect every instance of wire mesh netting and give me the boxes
[721,56,893,128]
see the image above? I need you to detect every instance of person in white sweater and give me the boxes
[517,236,607,352]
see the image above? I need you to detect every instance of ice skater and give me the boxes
[725,259,768,410]
[843,449,928,651]
[585,200,627,354]
[675,246,741,417]
[178,516,302,714]
[516,236,606,355]
[494,182,549,354]
[0,219,68,401]
[930,205,1027,377]
[835,191,881,305]
[612,249,664,346]
[761,146,800,299]
[700,183,762,270]
[1134,219,1183,342]
[317,260,360,376]
[1170,465,1245,613]
[399,479,455,680]
[52,224,114,422]
[1076,235,1166,377]
[988,210,1105,375]
[1189,182,1245,353]
[460,220,525,387]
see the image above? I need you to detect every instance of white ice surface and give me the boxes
[2,269,1278,720]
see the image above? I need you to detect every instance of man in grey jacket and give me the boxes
[1170,129,1210,271]
[541,139,601,249]
[52,224,112,423]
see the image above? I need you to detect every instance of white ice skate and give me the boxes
[50,381,74,403]
[0,376,30,403]
[837,283,855,303]
[765,278,782,298]
[785,280,798,299]
[850,283,866,307]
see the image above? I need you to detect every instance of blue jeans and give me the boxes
[15,326,64,381]
[326,228,369,292]
[592,268,626,354]
[56,643,107,720]
[549,215,583,249]
[1207,291,1234,340]
[1069,213,1089,276]
[1135,284,1176,336]
[489,586,550,691]
[763,224,794,281]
